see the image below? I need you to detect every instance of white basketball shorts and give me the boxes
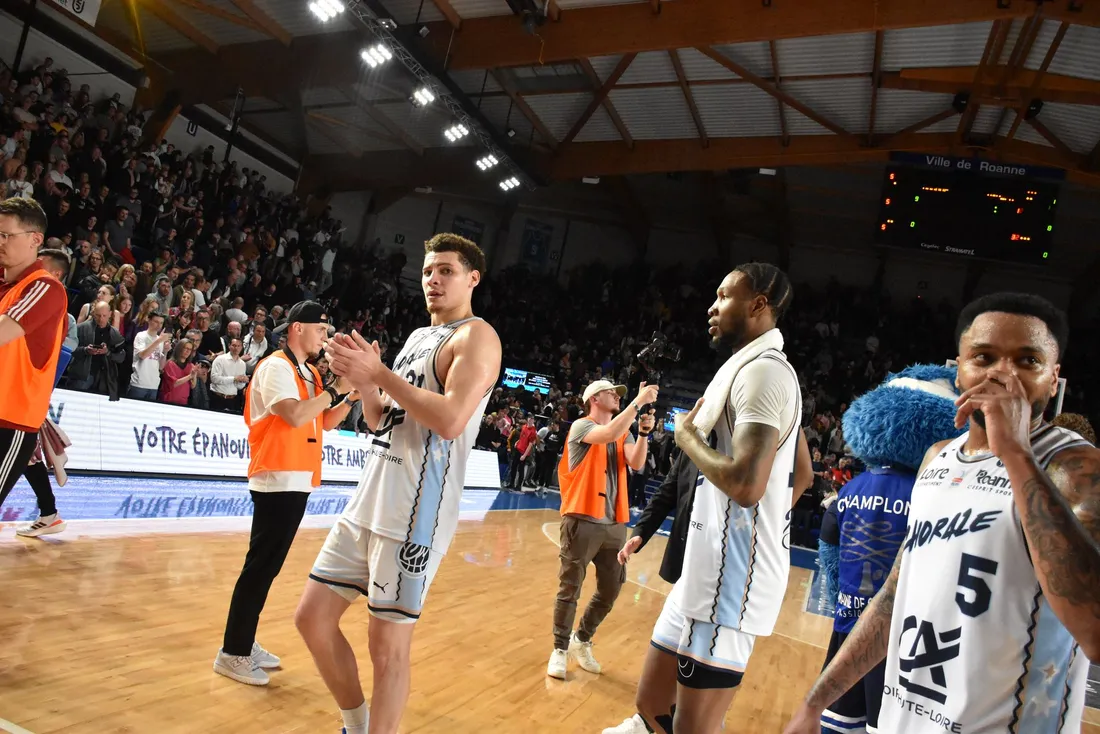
[650,587,757,689]
[309,516,444,624]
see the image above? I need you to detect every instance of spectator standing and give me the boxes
[129,312,170,401]
[190,357,211,410]
[210,337,248,412]
[242,322,269,373]
[159,339,195,406]
[68,301,125,398]
[194,309,223,360]
[509,415,538,490]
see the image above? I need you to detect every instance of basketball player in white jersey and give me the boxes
[295,233,501,734]
[785,292,1100,734]
[608,263,811,734]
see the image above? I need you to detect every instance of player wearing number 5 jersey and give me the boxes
[296,233,501,734]
[785,293,1100,734]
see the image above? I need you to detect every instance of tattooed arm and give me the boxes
[1003,444,1100,661]
[677,420,778,507]
[782,440,951,734]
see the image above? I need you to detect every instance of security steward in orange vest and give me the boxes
[0,198,66,511]
[215,300,359,687]
[548,379,659,680]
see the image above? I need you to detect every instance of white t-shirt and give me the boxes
[247,356,318,493]
[130,330,166,389]
[321,247,336,272]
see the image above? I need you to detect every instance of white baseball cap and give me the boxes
[582,379,627,404]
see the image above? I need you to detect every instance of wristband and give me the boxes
[325,387,340,404]
[632,402,642,414]
[638,430,651,437]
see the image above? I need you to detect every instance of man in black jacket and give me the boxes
[617,448,697,585]
[604,448,699,734]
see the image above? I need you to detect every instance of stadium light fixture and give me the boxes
[499,176,520,191]
[475,154,498,171]
[412,86,435,107]
[443,123,469,142]
[360,43,393,68]
[309,0,344,22]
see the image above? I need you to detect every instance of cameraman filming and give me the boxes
[548,379,659,681]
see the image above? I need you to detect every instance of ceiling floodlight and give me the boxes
[476,154,498,171]
[412,86,435,106]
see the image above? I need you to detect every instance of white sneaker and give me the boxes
[16,514,66,537]
[213,650,270,686]
[603,714,648,734]
[570,632,602,674]
[547,648,568,679]
[251,641,281,669]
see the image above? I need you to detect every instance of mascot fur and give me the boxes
[816,364,964,734]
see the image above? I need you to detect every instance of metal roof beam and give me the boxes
[578,59,634,149]
[419,0,1100,70]
[491,70,559,150]
[1003,22,1069,142]
[227,0,292,46]
[669,49,707,148]
[767,40,789,147]
[956,19,1009,142]
[867,30,884,145]
[880,68,1100,107]
[138,0,219,54]
[563,53,635,145]
[696,46,852,138]
[169,0,264,33]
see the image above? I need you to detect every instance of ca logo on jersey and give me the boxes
[897,615,962,704]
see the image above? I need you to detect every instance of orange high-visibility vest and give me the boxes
[557,421,630,523]
[243,350,324,486]
[0,266,66,431]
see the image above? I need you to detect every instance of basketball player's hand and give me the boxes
[618,535,643,565]
[782,704,823,734]
[326,331,380,387]
[674,397,704,448]
[636,381,660,406]
[954,369,1033,459]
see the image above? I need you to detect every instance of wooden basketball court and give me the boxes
[0,507,1096,733]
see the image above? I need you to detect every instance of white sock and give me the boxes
[341,702,368,734]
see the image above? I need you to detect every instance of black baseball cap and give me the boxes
[287,300,328,324]
[287,300,333,333]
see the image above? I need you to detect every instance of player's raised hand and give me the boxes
[674,397,704,448]
[953,369,1032,458]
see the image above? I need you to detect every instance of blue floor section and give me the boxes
[0,474,561,524]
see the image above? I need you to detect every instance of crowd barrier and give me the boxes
[46,389,502,488]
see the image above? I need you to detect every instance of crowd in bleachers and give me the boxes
[6,54,1094,489]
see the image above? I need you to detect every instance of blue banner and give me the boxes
[889,152,1066,181]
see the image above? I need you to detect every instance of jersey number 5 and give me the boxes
[955,553,999,618]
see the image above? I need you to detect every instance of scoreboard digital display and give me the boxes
[874,156,1062,265]
[502,367,552,395]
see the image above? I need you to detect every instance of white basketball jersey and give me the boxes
[673,349,801,636]
[880,425,1092,734]
[343,317,491,555]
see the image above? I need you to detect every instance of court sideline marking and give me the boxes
[540,521,827,650]
[0,717,35,734]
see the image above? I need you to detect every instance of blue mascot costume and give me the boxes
[817,364,964,734]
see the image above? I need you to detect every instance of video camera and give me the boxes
[637,331,682,370]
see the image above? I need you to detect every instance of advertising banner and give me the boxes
[46,390,501,487]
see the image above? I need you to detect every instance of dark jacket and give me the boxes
[630,448,699,584]
[69,319,126,400]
